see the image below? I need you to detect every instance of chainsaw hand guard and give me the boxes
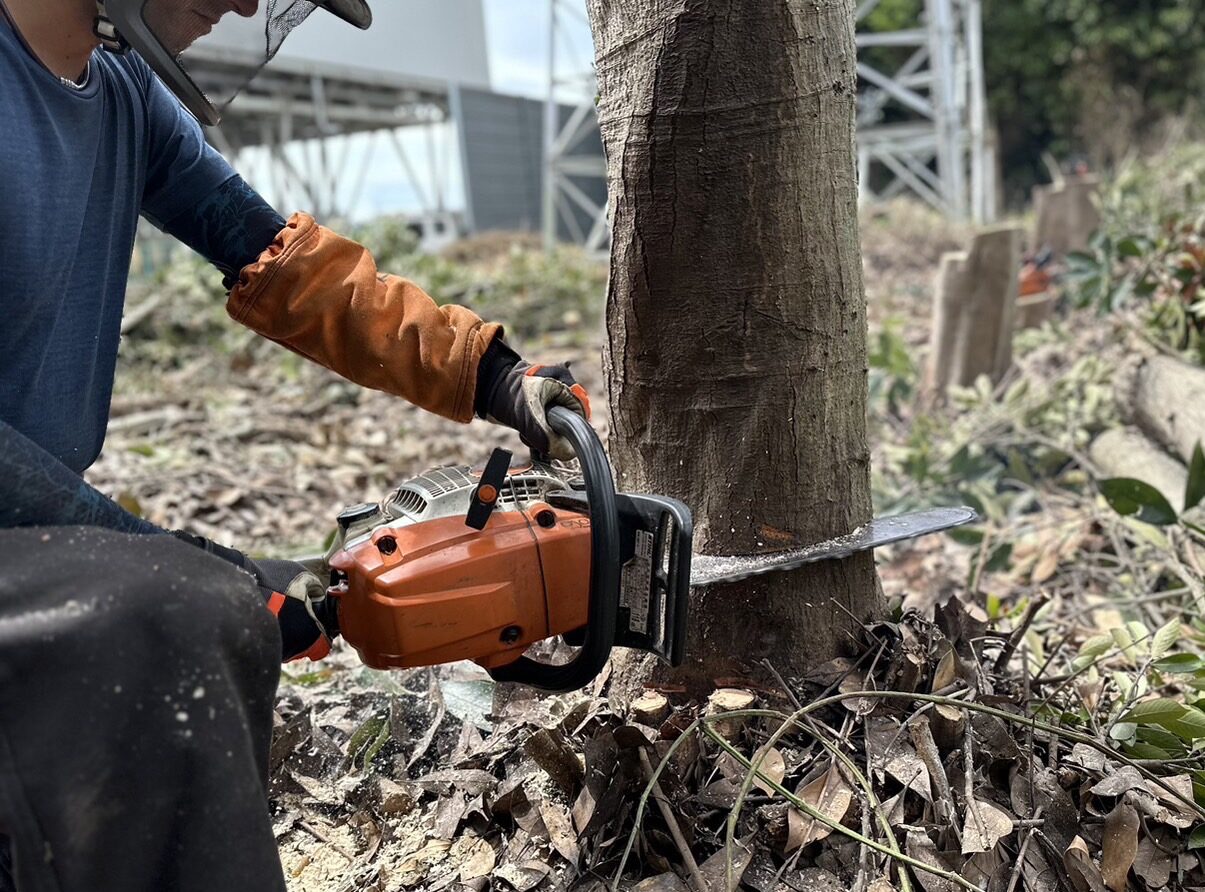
[485,407,621,691]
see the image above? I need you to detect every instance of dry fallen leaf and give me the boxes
[1064,836,1108,892]
[886,746,933,802]
[962,847,1008,889]
[456,837,496,881]
[539,799,580,865]
[1133,835,1173,888]
[494,860,552,892]
[1100,799,1139,892]
[698,837,755,889]
[631,874,689,892]
[1031,542,1061,584]
[961,798,1015,854]
[752,746,787,795]
[904,830,958,892]
[931,645,959,691]
[787,764,854,852]
[838,665,875,714]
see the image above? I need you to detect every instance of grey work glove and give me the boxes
[170,531,337,663]
[475,341,591,461]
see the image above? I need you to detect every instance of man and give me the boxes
[0,0,588,888]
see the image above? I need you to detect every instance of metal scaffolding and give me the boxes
[542,0,608,252]
[543,0,995,248]
[856,0,994,222]
[191,48,461,229]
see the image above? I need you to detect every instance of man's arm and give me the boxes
[159,173,286,287]
[137,61,587,448]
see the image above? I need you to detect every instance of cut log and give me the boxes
[1090,427,1187,512]
[1033,175,1101,257]
[924,226,1022,401]
[630,691,671,727]
[705,688,756,740]
[929,704,966,753]
[1118,355,1205,465]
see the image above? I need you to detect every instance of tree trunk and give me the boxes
[585,0,881,690]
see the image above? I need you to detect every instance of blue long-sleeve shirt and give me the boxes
[0,14,280,475]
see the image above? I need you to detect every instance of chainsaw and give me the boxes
[316,408,975,692]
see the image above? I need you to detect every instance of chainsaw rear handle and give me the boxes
[485,406,620,692]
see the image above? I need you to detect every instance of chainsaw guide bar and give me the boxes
[688,506,978,588]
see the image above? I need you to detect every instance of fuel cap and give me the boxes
[337,503,380,530]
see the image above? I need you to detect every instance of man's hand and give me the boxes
[171,531,337,663]
[476,341,591,461]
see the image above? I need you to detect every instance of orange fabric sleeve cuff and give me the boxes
[226,213,502,423]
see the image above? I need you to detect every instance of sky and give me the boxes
[484,0,595,99]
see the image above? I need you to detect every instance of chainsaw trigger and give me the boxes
[465,448,513,530]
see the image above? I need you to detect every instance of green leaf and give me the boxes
[1073,634,1114,671]
[1153,619,1184,660]
[1099,478,1179,526]
[1117,237,1145,258]
[1155,653,1205,674]
[1109,722,1138,742]
[1187,443,1205,511]
[984,542,1013,573]
[1136,726,1186,754]
[1190,825,1205,850]
[1121,697,1187,725]
[1165,706,1205,741]
[1112,626,1139,663]
[1126,742,1172,760]
[947,527,984,547]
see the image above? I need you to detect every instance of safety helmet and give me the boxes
[94,1,372,126]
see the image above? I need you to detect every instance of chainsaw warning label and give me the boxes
[621,530,654,633]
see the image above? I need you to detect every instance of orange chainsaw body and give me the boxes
[329,503,591,671]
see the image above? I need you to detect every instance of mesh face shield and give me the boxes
[100,0,372,126]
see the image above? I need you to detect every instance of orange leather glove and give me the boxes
[226,214,502,422]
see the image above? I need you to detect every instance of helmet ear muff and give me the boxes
[93,2,130,53]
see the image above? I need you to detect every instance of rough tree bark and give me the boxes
[585,0,881,689]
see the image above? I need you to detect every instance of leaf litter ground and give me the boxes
[91,206,1205,890]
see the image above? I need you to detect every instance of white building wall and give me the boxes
[207,0,492,88]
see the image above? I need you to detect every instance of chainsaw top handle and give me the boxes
[485,406,620,692]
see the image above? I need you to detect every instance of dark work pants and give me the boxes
[0,527,287,892]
